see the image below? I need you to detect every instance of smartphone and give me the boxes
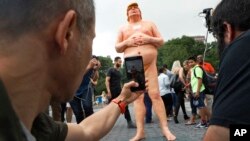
[124,56,146,92]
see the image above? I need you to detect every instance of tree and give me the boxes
[94,56,113,96]
[157,36,219,71]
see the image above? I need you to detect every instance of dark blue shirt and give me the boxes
[75,69,93,96]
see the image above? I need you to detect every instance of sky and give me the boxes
[92,0,220,60]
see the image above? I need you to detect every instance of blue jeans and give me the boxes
[70,88,94,123]
[144,92,152,123]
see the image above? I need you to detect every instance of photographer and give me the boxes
[0,0,142,140]
[203,0,250,140]
[70,56,100,123]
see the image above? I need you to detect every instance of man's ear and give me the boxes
[223,22,235,44]
[55,10,77,54]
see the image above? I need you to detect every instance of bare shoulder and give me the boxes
[142,20,156,26]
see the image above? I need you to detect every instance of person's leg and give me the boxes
[66,103,73,123]
[161,95,168,117]
[195,92,209,128]
[50,100,61,121]
[124,105,132,121]
[149,90,176,140]
[179,92,189,120]
[82,88,94,118]
[61,103,67,122]
[145,66,175,141]
[125,105,136,128]
[130,94,146,141]
[69,95,84,124]
[186,96,196,125]
[174,92,181,123]
[165,94,173,118]
[144,92,152,123]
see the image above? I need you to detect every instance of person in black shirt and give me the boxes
[105,56,136,128]
[203,0,250,140]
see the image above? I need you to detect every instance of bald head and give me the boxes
[0,0,95,39]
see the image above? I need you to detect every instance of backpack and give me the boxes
[169,74,183,92]
[194,66,217,95]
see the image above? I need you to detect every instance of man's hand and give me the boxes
[125,36,140,47]
[195,91,200,98]
[107,92,112,100]
[88,58,98,69]
[116,81,143,104]
[125,33,151,47]
[135,33,151,45]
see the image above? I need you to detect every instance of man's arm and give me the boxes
[90,71,99,86]
[143,22,164,48]
[194,67,203,97]
[115,27,138,53]
[84,58,97,75]
[105,76,112,99]
[195,78,202,98]
[65,81,141,141]
[66,102,120,141]
[179,68,186,85]
[115,29,126,53]
[131,22,164,48]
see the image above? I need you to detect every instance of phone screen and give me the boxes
[124,56,146,92]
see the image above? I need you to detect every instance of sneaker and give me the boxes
[195,123,207,129]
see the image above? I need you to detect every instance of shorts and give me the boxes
[193,91,206,109]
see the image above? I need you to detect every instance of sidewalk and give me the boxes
[94,100,207,141]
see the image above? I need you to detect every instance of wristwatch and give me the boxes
[111,98,127,114]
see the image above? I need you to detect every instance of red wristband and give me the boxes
[112,99,127,114]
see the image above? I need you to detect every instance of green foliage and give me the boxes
[157,36,219,70]
[94,56,113,96]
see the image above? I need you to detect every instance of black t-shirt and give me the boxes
[210,30,250,127]
[0,80,68,141]
[106,67,122,97]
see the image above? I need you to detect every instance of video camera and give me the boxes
[200,8,213,32]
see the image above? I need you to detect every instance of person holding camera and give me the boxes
[204,0,250,140]
[69,56,101,123]
[115,2,175,141]
[0,1,143,140]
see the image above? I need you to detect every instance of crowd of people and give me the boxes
[1,0,250,141]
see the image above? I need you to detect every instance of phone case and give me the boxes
[124,56,146,92]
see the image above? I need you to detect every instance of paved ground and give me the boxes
[93,100,207,141]
[56,100,206,141]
